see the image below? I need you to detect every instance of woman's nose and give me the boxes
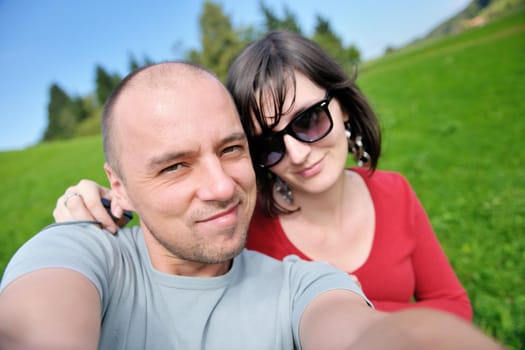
[283,134,311,164]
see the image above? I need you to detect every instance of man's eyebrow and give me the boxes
[146,132,246,169]
[222,132,248,144]
[147,150,194,169]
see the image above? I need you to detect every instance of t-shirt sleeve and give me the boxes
[283,255,372,348]
[0,222,118,304]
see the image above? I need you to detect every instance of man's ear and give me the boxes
[104,163,135,211]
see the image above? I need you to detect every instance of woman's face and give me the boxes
[257,71,350,196]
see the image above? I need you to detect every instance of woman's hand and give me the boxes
[53,180,123,233]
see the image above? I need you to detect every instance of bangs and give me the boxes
[251,66,296,136]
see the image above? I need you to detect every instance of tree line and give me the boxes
[42,1,360,142]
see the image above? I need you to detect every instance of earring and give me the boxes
[345,122,371,167]
[353,135,371,167]
[274,176,293,205]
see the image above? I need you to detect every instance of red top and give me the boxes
[246,168,472,320]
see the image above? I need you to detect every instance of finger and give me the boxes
[69,191,119,233]
[57,180,118,233]
[75,180,119,233]
[94,182,113,201]
[55,185,80,210]
[54,192,83,222]
[55,192,98,223]
[53,197,75,223]
[95,182,130,228]
[96,185,124,219]
[110,199,124,220]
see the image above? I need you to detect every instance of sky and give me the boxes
[0,0,472,151]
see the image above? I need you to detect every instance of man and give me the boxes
[0,62,502,350]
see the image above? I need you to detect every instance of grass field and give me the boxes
[1,10,524,348]
[358,11,525,348]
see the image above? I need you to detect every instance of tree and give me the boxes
[42,84,79,141]
[128,53,155,73]
[312,15,360,72]
[260,1,302,33]
[128,54,141,72]
[42,84,98,142]
[95,65,121,106]
[41,0,364,143]
[186,1,247,82]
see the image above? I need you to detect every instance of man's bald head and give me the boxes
[101,62,221,177]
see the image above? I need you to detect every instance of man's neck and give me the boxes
[141,230,233,277]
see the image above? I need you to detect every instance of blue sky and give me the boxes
[0,0,471,151]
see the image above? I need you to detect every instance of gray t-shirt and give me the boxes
[1,222,369,349]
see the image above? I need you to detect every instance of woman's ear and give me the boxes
[343,110,350,123]
[104,163,135,211]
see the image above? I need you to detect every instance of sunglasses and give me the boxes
[254,91,333,167]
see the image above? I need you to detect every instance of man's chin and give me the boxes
[203,232,247,264]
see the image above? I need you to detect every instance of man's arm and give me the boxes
[0,268,101,350]
[299,289,504,350]
[299,289,383,349]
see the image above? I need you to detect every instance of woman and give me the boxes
[54,31,472,320]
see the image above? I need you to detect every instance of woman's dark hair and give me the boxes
[226,30,381,217]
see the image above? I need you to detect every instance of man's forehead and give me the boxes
[113,74,242,144]
[132,62,210,86]
[115,69,228,116]
[111,64,210,111]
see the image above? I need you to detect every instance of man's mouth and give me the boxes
[195,201,241,226]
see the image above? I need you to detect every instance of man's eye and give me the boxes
[161,163,183,173]
[223,145,243,154]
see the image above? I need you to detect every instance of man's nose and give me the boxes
[195,157,236,201]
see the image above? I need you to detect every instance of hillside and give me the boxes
[425,0,525,39]
[356,10,524,348]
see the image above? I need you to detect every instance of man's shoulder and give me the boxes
[236,250,308,282]
[37,221,140,244]
[237,249,281,273]
[239,252,372,339]
[0,222,142,292]
[238,251,357,286]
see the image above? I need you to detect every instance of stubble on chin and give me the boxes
[143,199,251,264]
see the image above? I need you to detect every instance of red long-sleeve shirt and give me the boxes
[246,168,472,321]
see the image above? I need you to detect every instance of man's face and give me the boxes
[108,73,256,270]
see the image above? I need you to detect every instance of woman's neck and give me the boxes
[284,169,355,227]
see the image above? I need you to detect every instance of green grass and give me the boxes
[0,136,109,272]
[357,10,525,348]
[1,10,524,349]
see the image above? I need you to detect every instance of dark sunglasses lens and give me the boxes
[291,104,332,142]
[258,135,285,167]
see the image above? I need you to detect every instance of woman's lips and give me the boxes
[297,158,323,178]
